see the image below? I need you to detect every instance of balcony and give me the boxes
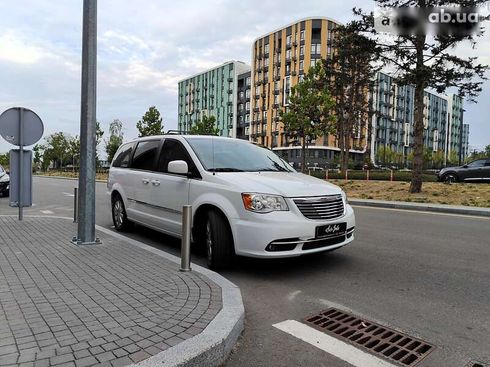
[228,89,233,94]
[254,107,260,112]
[254,94,260,100]
[274,75,281,81]
[291,71,297,76]
[274,89,280,95]
[273,103,279,109]
[228,77,233,82]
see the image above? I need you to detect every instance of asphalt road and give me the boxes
[1,176,489,367]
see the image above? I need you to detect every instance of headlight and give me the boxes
[341,190,348,204]
[241,193,289,213]
[0,174,9,183]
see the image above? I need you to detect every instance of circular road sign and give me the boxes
[0,107,44,146]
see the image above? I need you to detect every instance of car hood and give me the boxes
[0,172,9,181]
[211,172,343,197]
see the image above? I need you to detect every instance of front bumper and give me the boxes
[231,204,356,258]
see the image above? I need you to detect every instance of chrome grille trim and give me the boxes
[293,195,344,220]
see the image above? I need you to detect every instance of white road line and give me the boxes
[351,205,490,220]
[62,192,75,197]
[273,320,396,367]
[40,210,54,214]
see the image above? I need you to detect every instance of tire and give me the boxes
[205,210,234,269]
[442,173,458,184]
[112,194,132,231]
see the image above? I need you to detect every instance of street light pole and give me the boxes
[75,0,99,245]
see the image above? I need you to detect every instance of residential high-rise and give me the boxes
[236,71,251,140]
[371,72,465,167]
[446,94,464,162]
[462,123,470,159]
[249,17,367,169]
[178,61,250,137]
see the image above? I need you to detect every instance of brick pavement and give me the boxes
[0,216,222,367]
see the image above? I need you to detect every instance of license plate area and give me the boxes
[315,222,347,238]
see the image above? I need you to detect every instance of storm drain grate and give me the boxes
[303,308,435,367]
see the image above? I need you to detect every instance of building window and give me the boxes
[286,35,292,45]
[310,58,318,67]
[246,114,250,122]
[300,45,304,55]
[284,76,291,106]
[239,103,243,111]
[265,43,269,54]
[300,30,305,40]
[286,49,291,59]
[274,80,279,90]
[274,94,279,104]
[246,76,251,86]
[245,126,250,135]
[239,91,244,99]
[246,89,250,98]
[311,43,321,55]
[299,59,304,71]
[246,101,250,110]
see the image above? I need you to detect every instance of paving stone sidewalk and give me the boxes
[0,216,222,367]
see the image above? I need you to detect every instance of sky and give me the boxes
[0,0,489,157]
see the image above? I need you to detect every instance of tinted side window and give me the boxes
[158,139,196,174]
[468,159,486,168]
[485,160,490,167]
[112,143,134,168]
[131,140,160,171]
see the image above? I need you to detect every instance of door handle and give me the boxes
[151,180,160,186]
[142,178,150,184]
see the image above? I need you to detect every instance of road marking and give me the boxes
[287,290,302,301]
[40,210,54,214]
[351,205,490,220]
[62,192,75,197]
[273,320,396,367]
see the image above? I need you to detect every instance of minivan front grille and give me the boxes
[293,195,344,220]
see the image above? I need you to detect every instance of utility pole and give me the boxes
[75,0,99,245]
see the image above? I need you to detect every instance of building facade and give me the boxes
[371,72,465,167]
[178,61,250,138]
[249,17,367,169]
[462,123,470,159]
[236,71,251,140]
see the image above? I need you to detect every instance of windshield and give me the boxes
[185,137,295,173]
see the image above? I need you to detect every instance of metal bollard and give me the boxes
[73,187,78,223]
[180,205,192,272]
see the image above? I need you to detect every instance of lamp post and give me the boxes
[74,0,99,245]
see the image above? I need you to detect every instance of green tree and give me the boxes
[33,144,44,171]
[356,0,488,193]
[105,119,124,163]
[68,136,80,169]
[95,121,104,167]
[43,132,70,169]
[321,20,381,174]
[0,152,8,167]
[136,106,164,137]
[189,115,219,135]
[280,64,336,172]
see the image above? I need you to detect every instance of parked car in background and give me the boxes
[438,159,490,183]
[107,135,355,268]
[0,165,10,197]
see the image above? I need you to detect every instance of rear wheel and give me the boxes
[112,195,132,231]
[205,210,234,269]
[442,173,458,184]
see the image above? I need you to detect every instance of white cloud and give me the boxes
[0,33,45,64]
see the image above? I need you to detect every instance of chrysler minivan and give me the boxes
[108,135,355,268]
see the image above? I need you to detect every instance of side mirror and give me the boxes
[463,165,468,168]
[168,160,189,176]
[5,170,9,175]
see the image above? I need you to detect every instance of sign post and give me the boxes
[0,107,44,221]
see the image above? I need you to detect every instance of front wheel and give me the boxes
[442,173,458,184]
[205,210,234,269]
[112,195,132,231]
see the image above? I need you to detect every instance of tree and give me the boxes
[95,121,104,167]
[136,106,164,137]
[105,119,124,163]
[68,136,80,169]
[321,21,381,175]
[0,152,8,167]
[189,115,219,135]
[43,132,70,169]
[280,64,336,172]
[33,144,44,171]
[356,1,488,193]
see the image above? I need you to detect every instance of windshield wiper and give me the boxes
[208,168,245,172]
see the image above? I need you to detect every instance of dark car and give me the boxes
[0,165,9,197]
[437,159,490,183]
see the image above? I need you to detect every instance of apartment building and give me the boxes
[178,61,251,138]
[249,17,367,168]
[462,123,470,159]
[236,71,252,140]
[371,72,466,166]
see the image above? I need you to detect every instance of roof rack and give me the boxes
[166,130,189,135]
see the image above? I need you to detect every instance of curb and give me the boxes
[0,215,244,367]
[34,175,107,183]
[350,199,490,218]
[95,225,244,367]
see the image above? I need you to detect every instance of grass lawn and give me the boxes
[34,172,489,208]
[35,171,109,182]
[331,179,490,207]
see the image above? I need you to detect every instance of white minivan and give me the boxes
[108,135,355,268]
